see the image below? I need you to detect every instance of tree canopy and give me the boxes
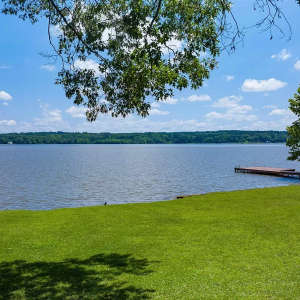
[0,131,287,144]
[1,0,294,121]
[287,86,300,160]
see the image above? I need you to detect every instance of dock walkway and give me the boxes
[234,166,300,179]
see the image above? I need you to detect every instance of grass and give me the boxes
[0,185,300,299]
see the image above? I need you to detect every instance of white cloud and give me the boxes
[164,97,178,104]
[205,111,223,119]
[238,120,288,131]
[77,117,208,132]
[74,59,102,76]
[0,115,207,133]
[151,102,160,108]
[241,78,287,92]
[207,95,255,122]
[263,105,277,109]
[152,97,179,106]
[4,105,296,133]
[5,113,294,133]
[35,104,62,126]
[66,106,86,118]
[0,90,12,101]
[250,109,296,131]
[149,108,170,115]
[269,108,291,116]
[205,111,256,122]
[41,64,55,72]
[294,60,300,71]
[186,94,211,102]
[0,120,16,126]
[212,95,242,108]
[230,105,253,114]
[151,98,177,108]
[23,103,71,132]
[47,109,62,121]
[271,49,291,61]
[226,75,234,81]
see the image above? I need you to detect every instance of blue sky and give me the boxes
[1,1,300,133]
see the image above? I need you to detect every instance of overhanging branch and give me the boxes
[147,0,162,33]
[47,0,108,64]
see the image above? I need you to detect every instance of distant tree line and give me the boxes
[0,131,287,144]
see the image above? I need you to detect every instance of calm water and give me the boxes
[0,144,299,210]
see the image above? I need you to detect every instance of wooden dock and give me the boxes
[234,166,300,179]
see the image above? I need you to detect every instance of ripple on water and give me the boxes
[0,144,298,210]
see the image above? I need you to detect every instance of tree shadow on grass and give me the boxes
[0,253,156,300]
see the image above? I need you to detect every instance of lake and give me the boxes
[0,144,299,210]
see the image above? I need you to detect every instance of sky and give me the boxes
[1,1,300,133]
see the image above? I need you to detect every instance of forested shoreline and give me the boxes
[0,131,287,144]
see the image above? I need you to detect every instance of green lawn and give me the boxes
[1,186,300,299]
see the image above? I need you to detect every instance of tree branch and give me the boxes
[47,0,108,64]
[147,0,162,33]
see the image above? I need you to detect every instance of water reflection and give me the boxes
[0,144,298,210]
